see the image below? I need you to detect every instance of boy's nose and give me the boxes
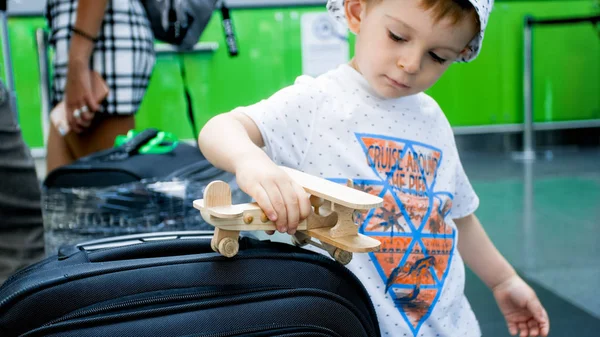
[397,55,420,74]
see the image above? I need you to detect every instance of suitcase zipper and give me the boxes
[24,289,360,337]
[43,286,286,326]
[199,324,342,337]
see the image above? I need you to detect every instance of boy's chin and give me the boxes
[372,85,414,100]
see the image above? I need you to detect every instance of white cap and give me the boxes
[326,0,494,62]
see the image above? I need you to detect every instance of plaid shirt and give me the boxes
[46,0,156,115]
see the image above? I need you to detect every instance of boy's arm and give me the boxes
[454,214,516,289]
[198,111,270,174]
[198,78,321,234]
[198,111,312,233]
[456,214,550,336]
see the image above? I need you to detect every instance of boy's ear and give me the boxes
[458,46,473,60]
[345,0,365,34]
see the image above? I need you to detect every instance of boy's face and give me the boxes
[347,0,478,99]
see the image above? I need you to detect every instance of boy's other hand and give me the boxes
[493,274,550,337]
[234,159,311,235]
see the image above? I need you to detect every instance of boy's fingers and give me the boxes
[278,180,299,234]
[293,182,311,221]
[526,296,549,336]
[518,322,528,337]
[527,320,539,336]
[539,307,549,323]
[507,323,517,336]
[262,181,287,233]
[541,322,550,337]
[527,299,546,323]
[252,186,277,223]
[540,309,550,337]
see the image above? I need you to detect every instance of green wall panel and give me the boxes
[0,17,47,148]
[182,7,323,133]
[530,7,599,122]
[136,54,193,139]
[427,0,599,125]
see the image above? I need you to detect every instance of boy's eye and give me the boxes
[429,52,447,64]
[388,31,405,42]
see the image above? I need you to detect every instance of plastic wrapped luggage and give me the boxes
[42,129,250,255]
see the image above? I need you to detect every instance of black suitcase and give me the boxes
[0,232,380,337]
[43,128,220,189]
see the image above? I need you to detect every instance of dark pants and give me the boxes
[0,81,45,284]
[0,227,44,283]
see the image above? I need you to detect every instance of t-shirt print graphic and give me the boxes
[330,133,456,336]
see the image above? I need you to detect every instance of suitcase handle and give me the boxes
[81,235,300,263]
[102,128,161,162]
[61,233,273,263]
[118,128,160,155]
[57,231,214,261]
[85,238,215,262]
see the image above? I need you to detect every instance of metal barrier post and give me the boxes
[522,16,536,161]
[36,28,51,147]
[0,0,18,119]
[516,14,600,161]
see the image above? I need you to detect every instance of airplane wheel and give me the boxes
[218,238,239,258]
[210,238,219,253]
[333,249,353,265]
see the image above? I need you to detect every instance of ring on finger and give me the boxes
[81,105,89,114]
[73,108,82,119]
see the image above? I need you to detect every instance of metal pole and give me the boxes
[522,16,535,161]
[36,28,51,147]
[0,0,18,120]
[522,160,535,273]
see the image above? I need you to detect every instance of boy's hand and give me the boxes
[234,158,311,235]
[493,274,550,337]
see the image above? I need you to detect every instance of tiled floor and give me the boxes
[465,268,600,337]
[461,148,600,336]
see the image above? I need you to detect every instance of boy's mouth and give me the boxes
[385,75,411,89]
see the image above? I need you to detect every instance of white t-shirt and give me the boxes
[241,64,481,337]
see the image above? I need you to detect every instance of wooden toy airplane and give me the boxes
[193,166,383,264]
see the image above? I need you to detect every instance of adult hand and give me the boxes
[64,59,100,133]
